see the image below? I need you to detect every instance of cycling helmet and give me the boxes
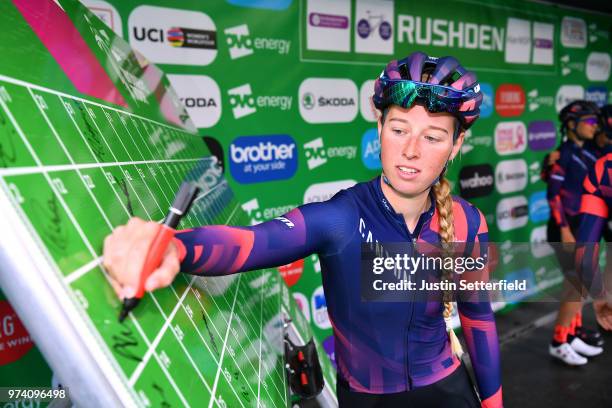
[559,100,600,136]
[599,104,612,139]
[373,52,482,133]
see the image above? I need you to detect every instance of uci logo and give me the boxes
[133,26,165,42]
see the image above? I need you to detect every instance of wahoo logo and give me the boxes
[228,84,256,118]
[275,216,294,229]
[304,137,328,169]
[225,24,254,59]
[459,164,494,199]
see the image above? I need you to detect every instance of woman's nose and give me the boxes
[402,135,420,159]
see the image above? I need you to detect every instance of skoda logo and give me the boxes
[302,92,315,110]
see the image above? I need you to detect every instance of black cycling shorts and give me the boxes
[336,362,480,408]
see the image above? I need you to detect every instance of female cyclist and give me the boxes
[103,52,502,407]
[575,110,612,334]
[576,152,612,331]
[546,101,605,365]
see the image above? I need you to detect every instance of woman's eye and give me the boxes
[425,135,440,142]
[392,128,405,135]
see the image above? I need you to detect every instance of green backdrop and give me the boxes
[82,0,612,363]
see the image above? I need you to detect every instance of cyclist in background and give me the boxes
[547,101,604,365]
[575,152,612,333]
[103,52,502,407]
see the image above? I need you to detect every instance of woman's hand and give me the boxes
[102,217,181,299]
[560,227,575,244]
[593,299,612,331]
[547,150,560,166]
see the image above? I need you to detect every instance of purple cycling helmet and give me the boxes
[373,52,483,131]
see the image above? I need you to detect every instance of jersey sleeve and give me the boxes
[547,145,572,228]
[457,208,502,408]
[172,191,356,276]
[575,158,609,297]
[540,152,553,183]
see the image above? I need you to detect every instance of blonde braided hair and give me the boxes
[432,174,464,358]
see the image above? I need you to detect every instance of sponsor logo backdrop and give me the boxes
[90,0,612,362]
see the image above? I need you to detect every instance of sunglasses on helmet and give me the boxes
[379,79,479,113]
[578,117,599,126]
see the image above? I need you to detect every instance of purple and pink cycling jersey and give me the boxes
[173,176,502,406]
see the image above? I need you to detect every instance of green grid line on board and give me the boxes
[0,73,289,407]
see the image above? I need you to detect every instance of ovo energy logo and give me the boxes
[228,84,256,119]
[303,137,357,170]
[224,24,291,60]
[303,137,327,169]
[227,83,292,119]
[527,89,554,112]
[241,198,297,225]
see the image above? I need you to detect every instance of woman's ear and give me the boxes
[449,130,466,161]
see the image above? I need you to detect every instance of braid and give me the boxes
[432,175,464,357]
